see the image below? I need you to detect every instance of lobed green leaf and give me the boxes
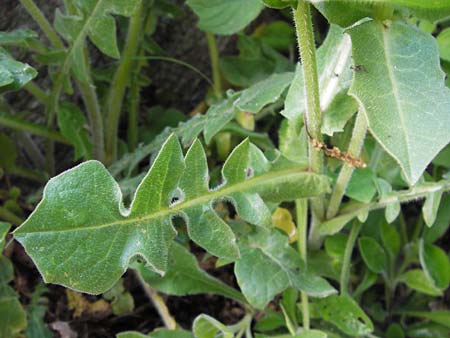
[14,136,329,294]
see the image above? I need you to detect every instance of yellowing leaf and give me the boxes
[66,290,110,318]
[272,207,297,243]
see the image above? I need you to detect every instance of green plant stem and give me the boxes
[127,56,142,152]
[20,0,65,174]
[326,110,368,219]
[9,166,46,182]
[77,76,105,162]
[134,270,177,330]
[0,206,24,225]
[0,112,68,144]
[19,0,65,49]
[63,4,105,162]
[340,221,362,296]
[320,179,450,236]
[206,32,222,98]
[293,1,325,248]
[295,198,310,329]
[24,82,49,105]
[105,3,144,164]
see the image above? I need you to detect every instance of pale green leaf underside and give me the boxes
[283,24,353,123]
[186,0,264,35]
[14,135,329,294]
[349,21,450,185]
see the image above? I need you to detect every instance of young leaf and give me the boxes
[348,20,450,185]
[321,91,358,136]
[57,103,93,160]
[193,314,235,338]
[55,0,141,59]
[283,24,353,123]
[345,168,377,203]
[0,47,37,92]
[423,194,450,243]
[422,189,443,227]
[419,240,450,290]
[14,136,329,294]
[186,0,264,35]
[380,222,401,258]
[398,269,443,296]
[54,0,141,81]
[135,242,245,303]
[358,237,387,274]
[235,228,336,309]
[237,72,294,114]
[315,294,374,336]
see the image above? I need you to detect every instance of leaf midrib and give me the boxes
[381,24,412,175]
[19,166,314,234]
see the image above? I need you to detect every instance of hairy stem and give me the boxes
[326,110,368,219]
[24,82,49,105]
[134,270,177,330]
[19,0,65,49]
[295,198,310,329]
[206,32,223,98]
[0,112,68,144]
[340,221,362,296]
[293,1,325,248]
[320,179,450,236]
[105,3,144,164]
[77,77,105,162]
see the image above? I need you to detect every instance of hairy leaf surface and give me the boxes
[136,243,245,302]
[54,0,141,80]
[235,228,336,309]
[283,24,353,124]
[349,21,450,185]
[14,136,329,294]
[0,47,37,92]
